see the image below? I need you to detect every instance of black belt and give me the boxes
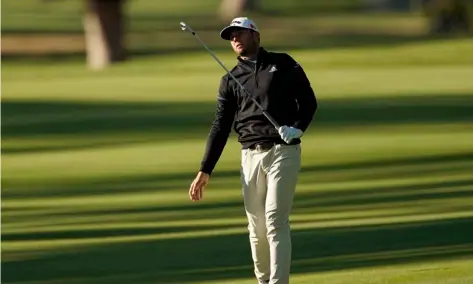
[249,141,281,152]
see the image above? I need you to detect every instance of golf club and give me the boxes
[179,21,280,130]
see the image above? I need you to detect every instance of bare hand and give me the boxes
[189,171,210,201]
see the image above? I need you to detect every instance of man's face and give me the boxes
[229,28,259,56]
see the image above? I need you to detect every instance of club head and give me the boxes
[180,22,187,31]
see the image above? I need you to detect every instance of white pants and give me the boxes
[241,143,301,284]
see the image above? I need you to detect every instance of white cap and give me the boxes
[220,17,259,40]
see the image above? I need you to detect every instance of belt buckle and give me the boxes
[254,142,273,152]
[255,144,265,152]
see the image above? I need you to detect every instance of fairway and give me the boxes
[2,38,473,284]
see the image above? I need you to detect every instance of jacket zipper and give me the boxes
[254,63,259,88]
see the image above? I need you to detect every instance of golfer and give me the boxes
[189,17,317,284]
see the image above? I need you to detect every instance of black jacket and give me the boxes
[200,47,317,174]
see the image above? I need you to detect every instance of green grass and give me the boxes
[1,0,390,33]
[2,38,473,284]
[1,0,432,58]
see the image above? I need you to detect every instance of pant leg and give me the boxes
[241,148,271,282]
[265,144,301,284]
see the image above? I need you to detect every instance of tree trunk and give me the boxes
[422,0,473,34]
[219,0,261,22]
[83,0,126,70]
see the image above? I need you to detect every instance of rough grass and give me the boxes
[2,38,473,284]
[1,0,430,57]
[1,0,407,33]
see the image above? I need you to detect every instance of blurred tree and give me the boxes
[421,0,473,34]
[219,0,261,22]
[363,0,416,11]
[83,0,126,70]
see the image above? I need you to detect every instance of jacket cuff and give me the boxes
[199,164,213,175]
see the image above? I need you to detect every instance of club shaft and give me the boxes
[184,26,280,130]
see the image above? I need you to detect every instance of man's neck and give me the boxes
[240,47,259,61]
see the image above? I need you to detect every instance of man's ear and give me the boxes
[252,31,260,44]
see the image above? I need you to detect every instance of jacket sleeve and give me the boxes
[284,54,317,132]
[199,76,237,175]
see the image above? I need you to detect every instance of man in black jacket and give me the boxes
[189,17,317,284]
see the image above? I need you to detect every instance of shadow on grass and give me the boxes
[3,150,473,199]
[2,93,473,153]
[5,176,471,225]
[0,223,241,242]
[1,33,448,63]
[3,151,472,249]
[3,146,473,283]
[2,216,473,284]
[128,33,449,58]
[4,175,473,240]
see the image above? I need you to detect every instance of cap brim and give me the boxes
[220,26,254,40]
[220,26,238,40]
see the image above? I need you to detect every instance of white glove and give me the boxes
[278,126,303,144]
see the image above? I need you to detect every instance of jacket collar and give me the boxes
[237,47,268,69]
